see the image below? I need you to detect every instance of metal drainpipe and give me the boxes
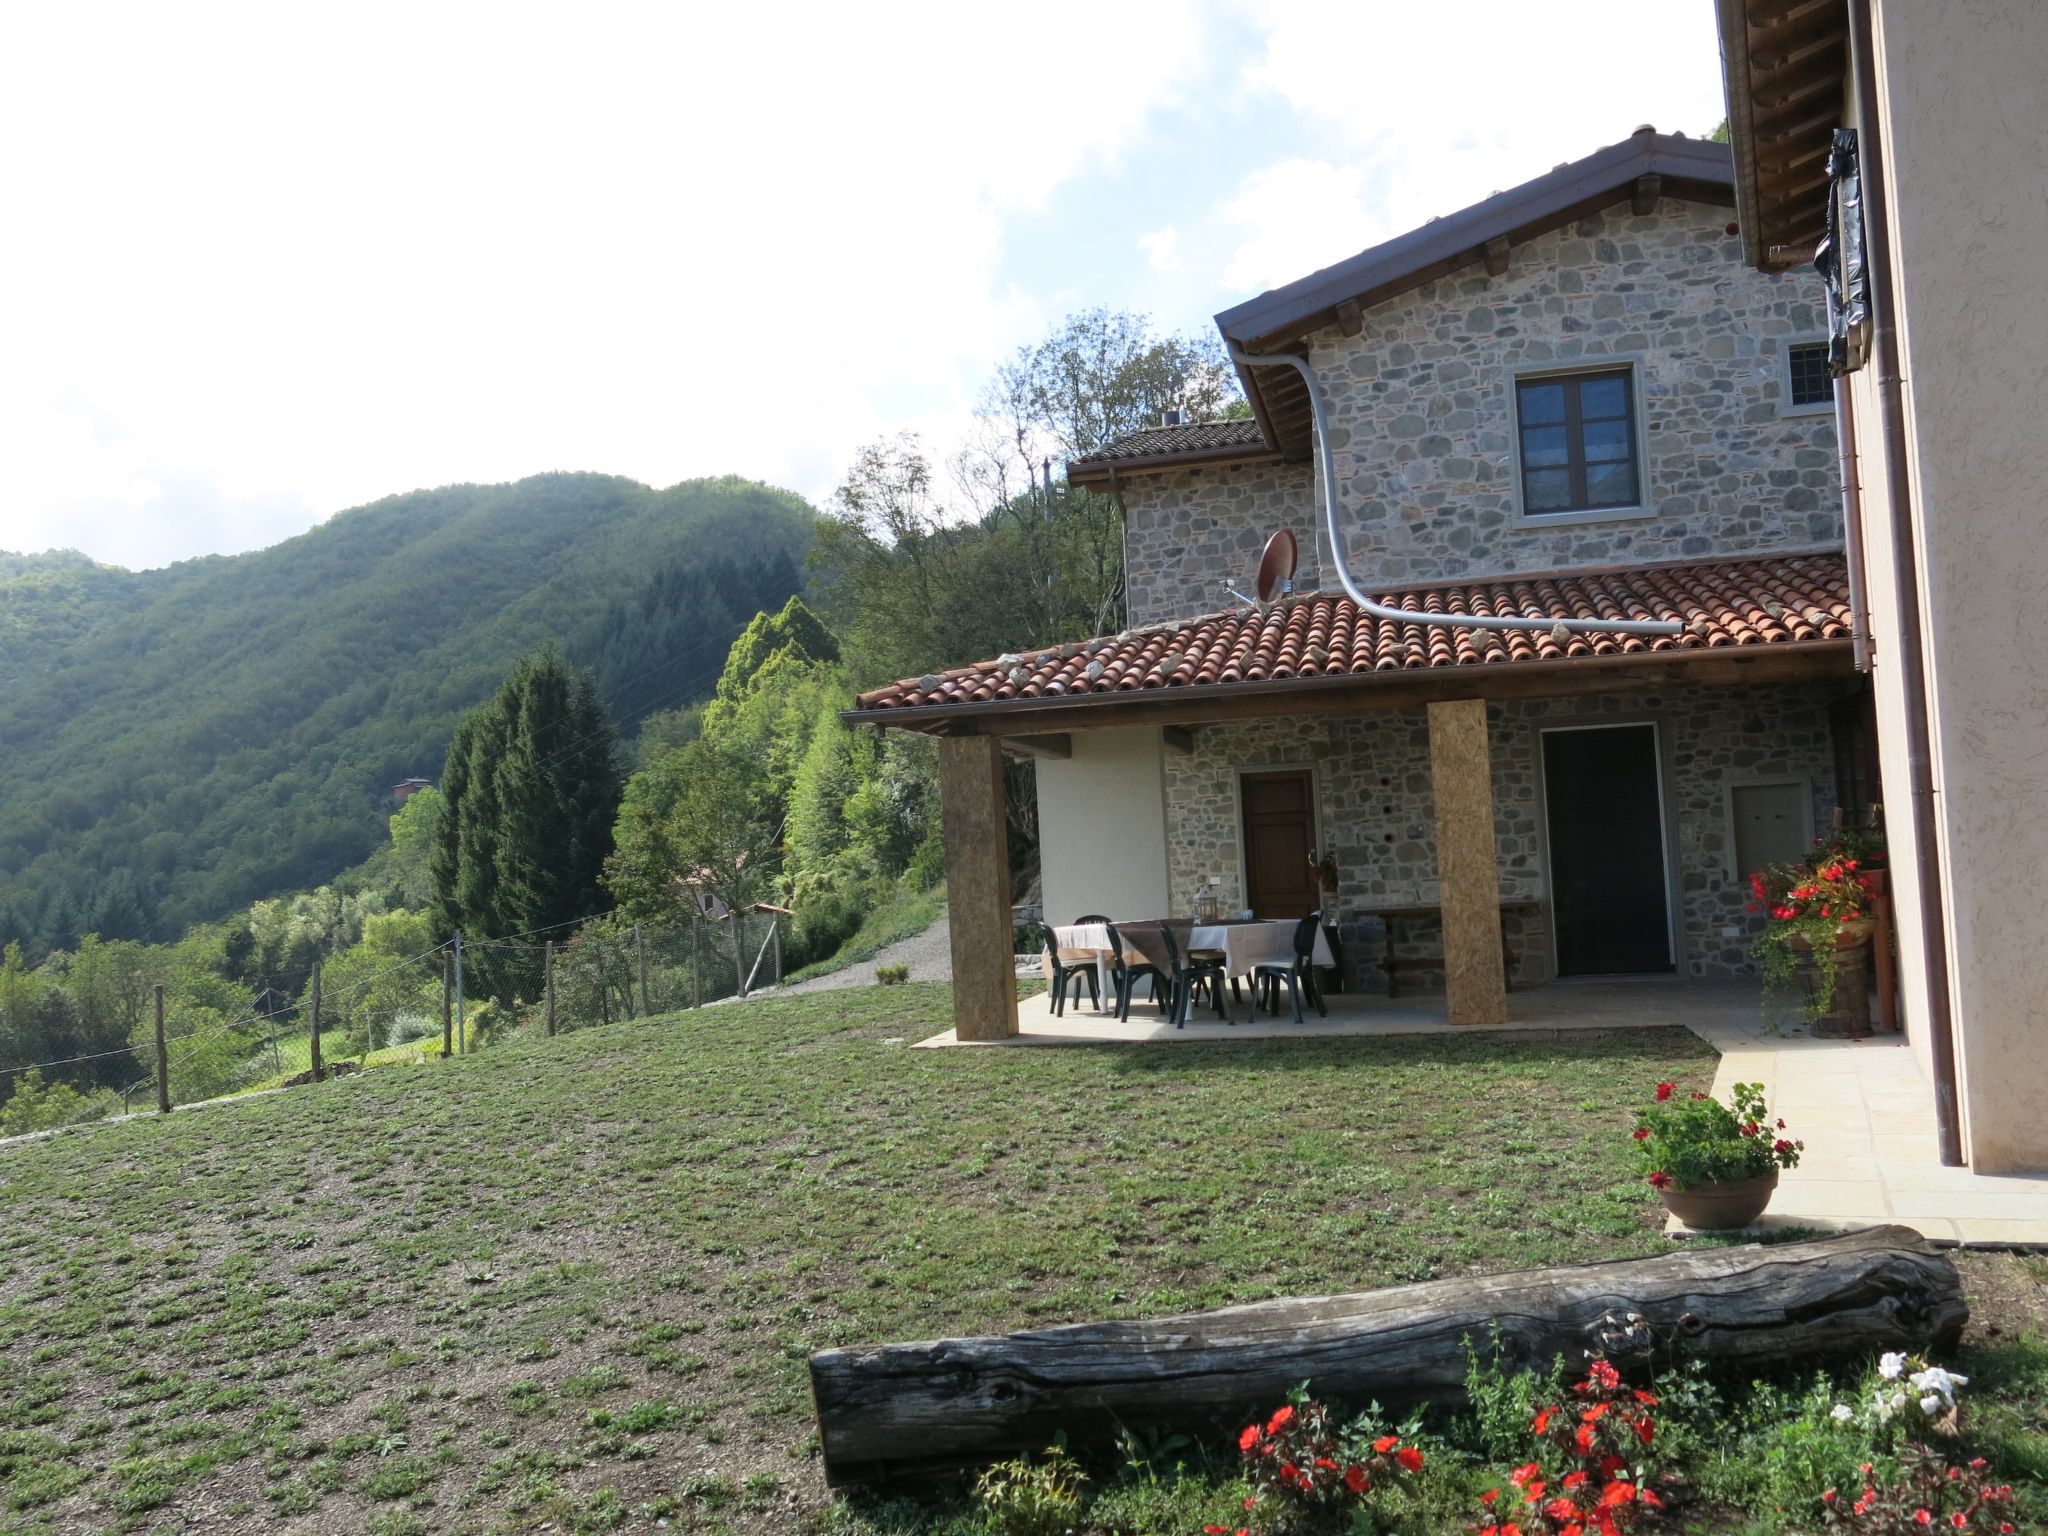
[1229,347,1683,638]
[1833,375,1872,672]
[1847,0,1965,1166]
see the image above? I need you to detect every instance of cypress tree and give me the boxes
[431,649,621,1001]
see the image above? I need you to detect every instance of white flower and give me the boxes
[1920,1394,1943,1415]
[1831,1404,1855,1422]
[1878,1352,1907,1380]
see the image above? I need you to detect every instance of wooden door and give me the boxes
[1542,724,1674,975]
[1241,770,1318,919]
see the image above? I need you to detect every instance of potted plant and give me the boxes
[1309,846,1340,910]
[1750,830,1884,1032]
[1632,1080,1803,1230]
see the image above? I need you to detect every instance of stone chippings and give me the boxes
[1161,679,1842,989]
[1121,201,1842,628]
[852,553,1851,711]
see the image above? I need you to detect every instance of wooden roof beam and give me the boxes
[1630,173,1664,217]
[1483,235,1511,276]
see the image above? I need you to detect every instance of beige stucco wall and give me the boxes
[1034,727,1172,929]
[1861,0,2048,1172]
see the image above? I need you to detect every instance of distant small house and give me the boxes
[390,778,434,804]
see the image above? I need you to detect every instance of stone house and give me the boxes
[845,130,1866,1045]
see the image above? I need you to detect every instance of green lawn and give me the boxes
[0,985,1729,1533]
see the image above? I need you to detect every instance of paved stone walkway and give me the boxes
[1685,1011,2048,1245]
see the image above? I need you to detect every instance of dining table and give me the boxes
[1049,916,1335,1021]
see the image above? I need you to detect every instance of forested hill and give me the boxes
[0,473,815,950]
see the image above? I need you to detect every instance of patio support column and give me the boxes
[936,733,1019,1041]
[1428,698,1508,1027]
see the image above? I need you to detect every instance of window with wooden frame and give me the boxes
[1514,368,1640,515]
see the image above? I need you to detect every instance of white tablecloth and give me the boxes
[1052,919,1333,975]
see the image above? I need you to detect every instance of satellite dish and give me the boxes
[1254,528,1298,602]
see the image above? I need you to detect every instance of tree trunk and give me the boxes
[808,1225,1964,1486]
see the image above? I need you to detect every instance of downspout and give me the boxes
[1229,347,1683,638]
[1847,0,1964,1165]
[1833,375,1872,671]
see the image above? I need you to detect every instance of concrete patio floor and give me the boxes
[918,976,2048,1246]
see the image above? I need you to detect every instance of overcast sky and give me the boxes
[0,1,1727,571]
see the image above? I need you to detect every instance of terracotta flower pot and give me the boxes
[1788,917,1876,951]
[1656,1170,1779,1231]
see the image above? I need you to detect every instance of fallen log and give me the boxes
[809,1224,1963,1485]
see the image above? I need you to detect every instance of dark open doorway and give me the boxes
[1240,769,1318,919]
[1542,723,1674,975]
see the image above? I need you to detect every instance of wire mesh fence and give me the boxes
[0,907,788,1133]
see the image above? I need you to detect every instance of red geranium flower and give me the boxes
[1344,1464,1368,1494]
[1397,1445,1425,1474]
[1648,1171,1673,1189]
[1532,1407,1554,1433]
[1373,1434,1399,1453]
[1599,1481,1636,1508]
[1631,1126,1650,1140]
[1266,1405,1294,1434]
[1238,1423,1260,1451]
[1654,1082,1674,1101]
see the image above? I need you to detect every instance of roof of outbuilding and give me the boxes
[849,552,1851,718]
[1066,419,1276,483]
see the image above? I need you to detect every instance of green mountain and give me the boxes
[0,472,815,951]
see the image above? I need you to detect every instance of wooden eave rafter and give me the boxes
[1719,0,1848,271]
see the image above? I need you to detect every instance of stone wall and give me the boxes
[1122,199,1841,627]
[1121,460,1316,630]
[1160,678,1847,985]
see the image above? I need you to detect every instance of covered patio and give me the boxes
[842,553,1859,1048]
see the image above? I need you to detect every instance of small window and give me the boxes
[1786,342,1832,408]
[1515,368,1640,515]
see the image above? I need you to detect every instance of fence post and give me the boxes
[309,963,325,1083]
[692,918,703,1008]
[454,930,465,1054]
[441,950,453,1059]
[734,911,748,998]
[636,923,651,1017]
[153,984,171,1114]
[772,922,782,987]
[545,941,557,1037]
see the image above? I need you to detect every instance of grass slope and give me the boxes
[0,984,1723,1535]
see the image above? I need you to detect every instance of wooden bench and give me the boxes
[1358,901,1542,999]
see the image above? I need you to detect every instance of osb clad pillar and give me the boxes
[1428,699,1508,1027]
[937,733,1019,1042]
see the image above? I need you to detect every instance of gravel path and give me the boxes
[765,914,955,996]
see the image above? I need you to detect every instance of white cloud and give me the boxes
[1215,0,1727,297]
[0,0,1211,567]
[1218,159,1384,294]
[1139,226,1182,270]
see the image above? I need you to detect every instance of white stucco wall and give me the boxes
[1867,0,2048,1172]
[1034,727,1173,929]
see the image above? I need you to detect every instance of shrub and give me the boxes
[1471,1360,1668,1536]
[1820,1444,2018,1533]
[1231,1392,1424,1533]
[1632,1080,1802,1192]
[875,963,910,985]
[973,1444,1084,1536]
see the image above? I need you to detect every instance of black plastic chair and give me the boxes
[1039,923,1099,1017]
[1254,911,1328,1023]
[1102,922,1168,1022]
[1160,925,1231,1027]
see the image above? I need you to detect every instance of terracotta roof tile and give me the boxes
[851,553,1851,714]
[1068,419,1271,466]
